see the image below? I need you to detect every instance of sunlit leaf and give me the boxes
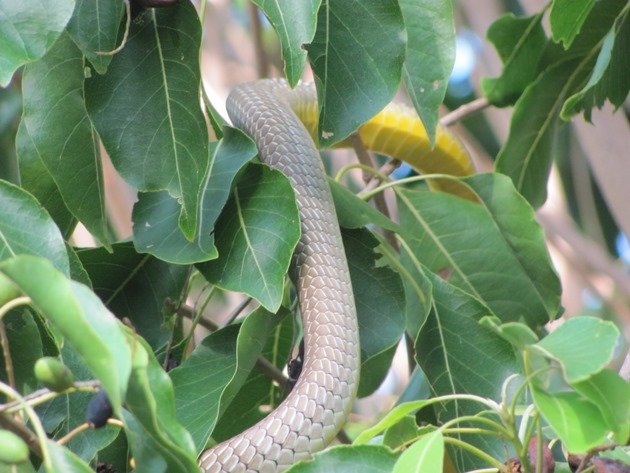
[286,444,399,472]
[393,429,443,473]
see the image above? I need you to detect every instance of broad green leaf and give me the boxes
[479,316,539,348]
[85,1,209,240]
[393,429,443,473]
[533,316,619,383]
[197,164,300,312]
[212,315,293,442]
[383,415,422,449]
[400,0,455,143]
[398,239,433,339]
[562,12,630,120]
[329,179,399,232]
[66,0,125,74]
[550,0,596,48]
[306,0,406,146]
[170,307,286,451]
[65,243,91,287]
[358,344,398,398]
[286,445,399,472]
[40,345,119,462]
[46,440,94,473]
[254,0,321,87]
[481,13,547,106]
[0,180,69,276]
[531,386,609,452]
[18,32,110,246]
[495,59,582,208]
[77,242,189,350]
[0,0,74,87]
[123,336,198,472]
[0,255,131,408]
[16,128,75,238]
[573,369,630,444]
[416,274,517,470]
[133,127,257,264]
[0,309,42,393]
[342,229,405,397]
[354,400,431,445]
[398,173,560,328]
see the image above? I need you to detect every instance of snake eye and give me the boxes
[86,391,113,428]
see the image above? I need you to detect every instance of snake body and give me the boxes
[199,80,360,472]
[199,79,472,472]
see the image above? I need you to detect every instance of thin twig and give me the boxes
[362,159,402,194]
[58,422,91,445]
[0,321,15,388]
[0,412,42,457]
[439,96,490,127]
[350,133,399,250]
[225,297,254,325]
[248,2,270,78]
[1,380,101,413]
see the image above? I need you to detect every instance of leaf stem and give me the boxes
[443,436,507,472]
[439,96,490,126]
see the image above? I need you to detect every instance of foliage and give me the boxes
[0,0,628,472]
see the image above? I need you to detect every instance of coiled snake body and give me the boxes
[199,79,472,472]
[199,80,360,473]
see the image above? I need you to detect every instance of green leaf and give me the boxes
[550,0,596,48]
[0,180,69,276]
[531,386,610,452]
[85,1,209,240]
[479,316,539,348]
[211,316,293,442]
[197,164,300,312]
[562,11,630,120]
[77,242,189,350]
[496,0,626,207]
[254,1,321,87]
[40,345,119,462]
[17,32,110,246]
[393,429,443,473]
[342,229,405,397]
[0,0,75,87]
[533,316,619,383]
[306,0,406,146]
[572,369,630,444]
[400,0,455,143]
[170,307,286,451]
[383,415,422,449]
[481,13,547,106]
[495,58,584,208]
[398,242,433,338]
[398,173,560,328]
[46,439,94,473]
[0,255,132,409]
[133,127,257,264]
[16,131,75,238]
[354,400,432,445]
[329,179,399,232]
[66,0,125,74]
[286,445,399,472]
[123,336,197,473]
[0,309,42,393]
[416,274,517,470]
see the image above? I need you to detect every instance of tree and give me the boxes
[0,0,628,472]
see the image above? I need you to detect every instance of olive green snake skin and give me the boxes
[199,79,361,472]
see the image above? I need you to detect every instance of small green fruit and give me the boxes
[0,429,29,464]
[34,357,74,392]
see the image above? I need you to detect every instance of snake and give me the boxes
[199,79,472,473]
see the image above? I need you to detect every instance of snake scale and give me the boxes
[199,80,360,473]
[199,79,472,472]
